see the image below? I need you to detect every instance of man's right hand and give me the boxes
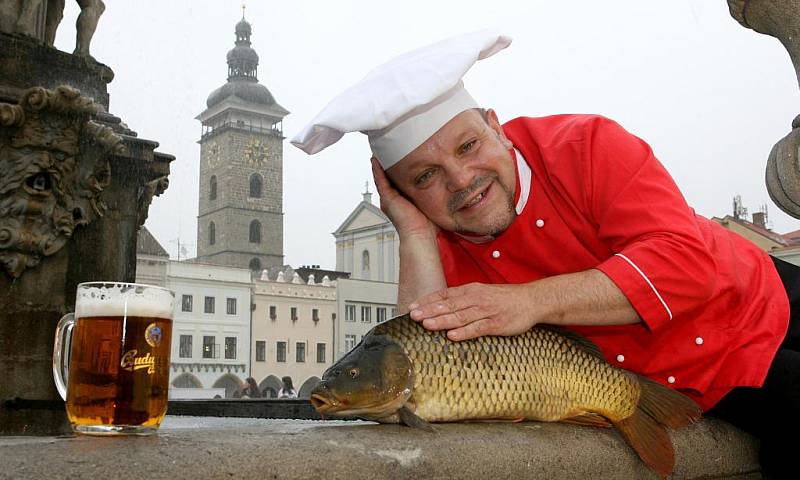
[371,157,438,240]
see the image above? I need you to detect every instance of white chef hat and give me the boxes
[290,30,512,169]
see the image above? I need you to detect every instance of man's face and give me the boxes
[385,109,517,236]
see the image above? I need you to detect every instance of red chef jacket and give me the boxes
[436,114,790,411]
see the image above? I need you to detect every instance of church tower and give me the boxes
[196,14,288,271]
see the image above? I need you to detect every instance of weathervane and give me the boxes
[242,3,246,19]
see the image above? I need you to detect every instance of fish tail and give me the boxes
[611,376,701,477]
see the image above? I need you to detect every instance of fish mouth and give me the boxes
[310,393,339,413]
[309,389,411,419]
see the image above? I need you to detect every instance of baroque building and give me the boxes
[333,188,399,282]
[195,15,288,271]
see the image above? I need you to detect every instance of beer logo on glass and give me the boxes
[145,323,163,347]
[120,350,156,374]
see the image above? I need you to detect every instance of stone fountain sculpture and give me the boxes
[728,0,800,218]
[0,2,173,434]
[0,0,105,57]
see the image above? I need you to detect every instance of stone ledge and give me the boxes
[0,416,761,479]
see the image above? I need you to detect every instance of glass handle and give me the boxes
[52,313,75,401]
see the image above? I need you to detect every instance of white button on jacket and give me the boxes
[492,250,500,259]
[535,219,545,228]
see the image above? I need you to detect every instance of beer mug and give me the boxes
[52,282,175,435]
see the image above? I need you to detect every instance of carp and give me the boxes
[310,314,700,476]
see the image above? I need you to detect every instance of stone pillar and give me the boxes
[0,32,174,435]
[728,0,800,218]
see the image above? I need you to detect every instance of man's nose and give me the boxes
[444,160,474,193]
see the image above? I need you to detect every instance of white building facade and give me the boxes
[334,191,399,283]
[164,261,252,398]
[332,191,400,360]
[335,278,398,361]
[251,270,337,398]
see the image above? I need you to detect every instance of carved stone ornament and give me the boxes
[138,175,169,227]
[727,0,800,218]
[0,85,125,278]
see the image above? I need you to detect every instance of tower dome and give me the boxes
[205,14,282,109]
[235,18,252,37]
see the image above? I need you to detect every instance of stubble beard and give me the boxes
[450,174,516,236]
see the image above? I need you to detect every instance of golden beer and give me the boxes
[54,282,175,435]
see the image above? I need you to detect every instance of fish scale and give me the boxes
[372,316,640,423]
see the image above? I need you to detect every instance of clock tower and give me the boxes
[195,14,288,271]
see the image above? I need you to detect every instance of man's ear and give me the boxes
[485,108,513,149]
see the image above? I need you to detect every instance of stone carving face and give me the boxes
[0,86,123,278]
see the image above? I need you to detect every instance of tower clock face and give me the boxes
[243,138,269,166]
[205,140,222,169]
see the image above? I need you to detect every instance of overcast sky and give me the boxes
[54,0,800,269]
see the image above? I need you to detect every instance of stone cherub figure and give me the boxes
[5,0,105,58]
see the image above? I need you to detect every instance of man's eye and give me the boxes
[458,140,477,155]
[415,170,434,186]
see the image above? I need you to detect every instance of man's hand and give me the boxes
[371,157,438,240]
[407,271,641,341]
[408,283,538,341]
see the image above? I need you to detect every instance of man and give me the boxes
[292,31,798,477]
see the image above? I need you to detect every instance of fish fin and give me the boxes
[636,376,701,429]
[612,410,675,478]
[398,406,436,432]
[611,375,702,477]
[462,417,525,423]
[535,325,605,360]
[562,412,613,428]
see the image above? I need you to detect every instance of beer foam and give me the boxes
[76,283,174,318]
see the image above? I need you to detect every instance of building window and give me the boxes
[291,307,298,321]
[317,343,326,363]
[204,296,215,314]
[391,307,397,317]
[226,298,237,315]
[362,249,370,271]
[203,336,217,359]
[269,305,276,320]
[225,337,236,359]
[361,306,371,323]
[377,307,386,323]
[296,342,305,363]
[209,175,217,201]
[181,295,193,312]
[276,341,286,363]
[249,220,261,243]
[345,304,356,322]
[208,221,216,245]
[249,173,263,198]
[344,334,357,352]
[179,335,192,358]
[312,308,319,322]
[256,341,266,362]
[249,257,261,271]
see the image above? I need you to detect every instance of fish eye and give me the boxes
[349,368,360,378]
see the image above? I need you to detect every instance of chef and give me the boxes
[292,31,798,477]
